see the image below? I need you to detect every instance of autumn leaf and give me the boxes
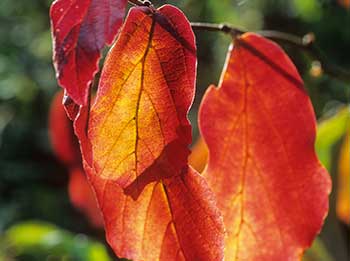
[49,91,103,228]
[50,0,127,106]
[336,130,350,225]
[338,0,350,9]
[88,4,196,194]
[75,5,224,260]
[199,33,331,260]
[92,166,224,260]
[49,91,81,166]
[189,137,208,173]
[68,167,103,228]
[62,90,81,121]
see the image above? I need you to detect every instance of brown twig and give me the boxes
[128,0,143,6]
[189,22,245,37]
[128,0,152,7]
[191,22,350,83]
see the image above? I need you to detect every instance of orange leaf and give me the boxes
[199,33,331,260]
[78,5,225,260]
[338,0,350,9]
[68,167,103,228]
[336,131,350,225]
[88,5,196,194]
[189,137,209,173]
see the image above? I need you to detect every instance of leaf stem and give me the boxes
[191,22,350,83]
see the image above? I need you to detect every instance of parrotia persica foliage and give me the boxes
[199,34,331,260]
[49,91,103,228]
[50,1,331,260]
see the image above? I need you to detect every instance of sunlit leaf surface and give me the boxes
[77,5,225,260]
[199,33,331,260]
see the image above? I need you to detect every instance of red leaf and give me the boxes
[50,0,127,105]
[92,167,224,260]
[62,89,80,121]
[199,33,331,260]
[49,91,81,166]
[68,167,103,228]
[76,5,225,260]
[49,91,103,228]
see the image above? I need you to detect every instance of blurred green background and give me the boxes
[0,0,349,260]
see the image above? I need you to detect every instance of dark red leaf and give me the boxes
[49,91,103,228]
[50,0,128,105]
[68,167,103,228]
[49,91,81,166]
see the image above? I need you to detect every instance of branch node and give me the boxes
[303,33,315,46]
[143,0,152,7]
[128,0,153,7]
[220,24,232,34]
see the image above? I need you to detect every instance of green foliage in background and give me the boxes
[316,107,350,170]
[0,221,111,261]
